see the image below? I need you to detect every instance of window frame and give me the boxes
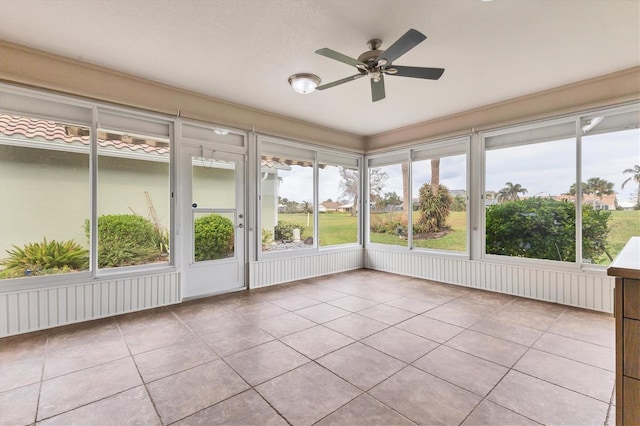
[479,103,640,271]
[365,136,471,257]
[0,84,177,290]
[256,134,363,261]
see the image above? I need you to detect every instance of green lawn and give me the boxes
[279,209,638,260]
[277,213,358,246]
[595,210,640,264]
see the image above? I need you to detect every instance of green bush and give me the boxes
[274,220,305,241]
[86,214,161,267]
[262,229,273,248]
[486,198,610,262]
[0,238,88,278]
[194,214,234,261]
[370,213,407,235]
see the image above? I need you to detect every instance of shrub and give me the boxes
[486,198,610,262]
[370,212,407,235]
[274,221,305,241]
[194,214,234,261]
[415,183,453,234]
[86,214,160,267]
[262,229,273,248]
[0,238,88,278]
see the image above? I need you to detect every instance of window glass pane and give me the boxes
[318,163,358,246]
[412,153,467,252]
[581,113,640,265]
[192,156,236,262]
[261,152,314,252]
[369,162,408,247]
[0,113,90,279]
[97,128,170,269]
[485,133,576,262]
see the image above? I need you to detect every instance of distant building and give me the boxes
[554,193,618,210]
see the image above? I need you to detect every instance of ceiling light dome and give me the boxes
[288,73,321,94]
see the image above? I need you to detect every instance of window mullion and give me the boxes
[90,107,99,276]
[575,118,583,265]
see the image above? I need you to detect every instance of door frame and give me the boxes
[177,124,248,299]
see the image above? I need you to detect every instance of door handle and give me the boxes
[237,224,244,228]
[192,203,198,208]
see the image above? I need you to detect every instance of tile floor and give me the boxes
[0,269,616,426]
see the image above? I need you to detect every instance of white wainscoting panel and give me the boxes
[250,248,364,289]
[0,272,180,337]
[364,249,614,313]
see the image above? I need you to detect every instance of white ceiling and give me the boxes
[0,0,638,136]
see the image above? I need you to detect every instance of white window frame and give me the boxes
[256,134,363,261]
[0,83,177,290]
[365,136,471,258]
[479,102,640,272]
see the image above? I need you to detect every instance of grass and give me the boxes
[594,209,640,264]
[369,211,467,251]
[279,209,639,261]
[277,213,358,246]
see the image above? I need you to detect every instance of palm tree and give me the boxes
[584,177,615,199]
[497,182,528,202]
[622,165,640,206]
[402,163,410,219]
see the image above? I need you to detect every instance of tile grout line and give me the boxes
[454,307,560,426]
[113,315,164,426]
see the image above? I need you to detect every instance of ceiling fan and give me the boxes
[315,29,444,102]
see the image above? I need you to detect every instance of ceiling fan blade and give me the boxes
[376,29,426,64]
[316,73,366,90]
[315,48,366,68]
[390,66,445,80]
[371,75,386,102]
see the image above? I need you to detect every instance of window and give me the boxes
[411,141,467,252]
[581,109,640,265]
[485,121,577,262]
[259,137,361,254]
[0,112,90,279]
[318,154,359,246]
[96,127,171,269]
[261,141,315,252]
[0,102,174,281]
[368,154,409,247]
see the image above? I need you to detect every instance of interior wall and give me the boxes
[366,67,640,151]
[0,41,365,152]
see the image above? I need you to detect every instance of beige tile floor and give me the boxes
[0,269,616,426]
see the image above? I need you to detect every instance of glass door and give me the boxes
[181,145,245,297]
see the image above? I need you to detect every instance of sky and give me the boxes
[276,129,640,205]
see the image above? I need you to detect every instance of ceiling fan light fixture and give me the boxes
[288,73,321,94]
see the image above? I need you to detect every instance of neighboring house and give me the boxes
[337,202,354,213]
[555,193,618,210]
[320,201,341,212]
[618,200,637,210]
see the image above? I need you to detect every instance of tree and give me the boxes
[339,167,358,216]
[431,159,440,195]
[567,182,587,196]
[622,165,640,206]
[451,194,467,212]
[497,182,528,202]
[383,191,402,207]
[584,177,614,199]
[401,163,410,219]
[368,167,389,209]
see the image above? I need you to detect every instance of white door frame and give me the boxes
[179,143,246,298]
